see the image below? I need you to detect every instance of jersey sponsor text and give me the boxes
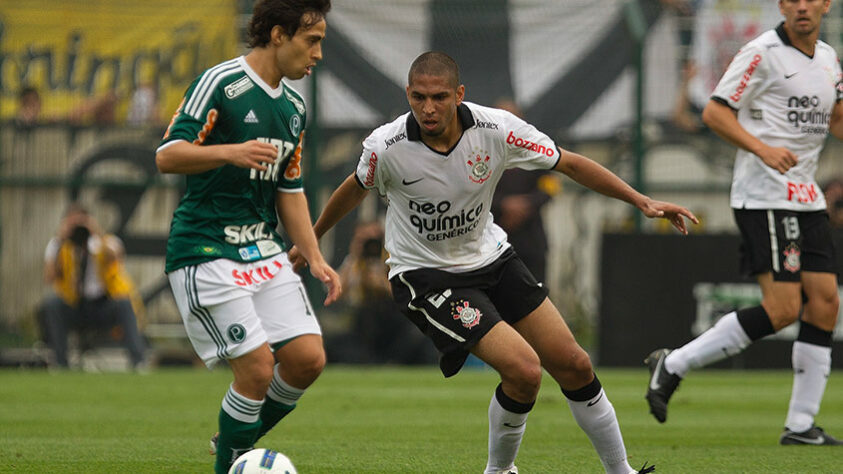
[408,199,484,241]
[506,131,555,157]
[729,53,762,102]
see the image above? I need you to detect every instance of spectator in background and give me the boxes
[660,0,704,133]
[492,98,561,282]
[822,178,843,229]
[41,203,147,370]
[127,82,160,127]
[15,86,42,129]
[332,221,435,364]
[68,90,119,126]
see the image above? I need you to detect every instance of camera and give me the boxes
[69,225,90,248]
[361,237,383,258]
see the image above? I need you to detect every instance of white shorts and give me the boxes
[168,253,321,367]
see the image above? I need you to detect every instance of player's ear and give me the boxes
[455,84,465,105]
[271,25,289,46]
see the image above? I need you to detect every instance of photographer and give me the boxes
[41,203,147,369]
[333,221,435,364]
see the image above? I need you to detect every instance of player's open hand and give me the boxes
[639,198,699,235]
[309,260,342,305]
[758,145,798,175]
[288,245,307,274]
[229,140,278,171]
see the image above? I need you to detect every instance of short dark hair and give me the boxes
[247,0,331,48]
[408,51,460,89]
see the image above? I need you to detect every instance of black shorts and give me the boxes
[733,209,837,282]
[390,248,548,377]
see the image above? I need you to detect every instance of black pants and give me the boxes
[42,295,146,367]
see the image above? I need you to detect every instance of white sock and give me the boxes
[785,341,831,433]
[567,388,632,474]
[484,386,531,474]
[665,312,751,377]
[222,384,264,423]
[267,364,304,405]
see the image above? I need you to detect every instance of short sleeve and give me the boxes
[160,77,222,148]
[502,113,559,171]
[710,44,767,110]
[354,132,387,195]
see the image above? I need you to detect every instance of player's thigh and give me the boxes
[250,255,322,350]
[471,320,540,379]
[801,271,839,330]
[512,298,591,378]
[168,264,268,367]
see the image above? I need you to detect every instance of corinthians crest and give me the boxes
[452,300,482,329]
[467,152,492,184]
[783,243,801,273]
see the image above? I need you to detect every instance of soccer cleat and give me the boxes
[644,348,681,423]
[491,467,518,474]
[209,432,219,455]
[636,462,656,473]
[779,425,843,445]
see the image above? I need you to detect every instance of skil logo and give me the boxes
[231,260,283,287]
[786,95,830,133]
[506,131,555,157]
[475,121,499,130]
[408,199,483,241]
[786,181,818,204]
[364,152,378,187]
[384,132,406,149]
[467,154,492,184]
[729,54,762,102]
[224,222,271,244]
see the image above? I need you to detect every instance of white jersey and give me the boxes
[711,24,842,211]
[355,102,559,278]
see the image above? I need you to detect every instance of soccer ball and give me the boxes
[228,448,297,474]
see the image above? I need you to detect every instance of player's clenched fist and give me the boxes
[228,140,278,171]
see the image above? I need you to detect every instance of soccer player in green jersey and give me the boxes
[155,1,339,472]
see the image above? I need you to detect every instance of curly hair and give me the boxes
[247,0,331,48]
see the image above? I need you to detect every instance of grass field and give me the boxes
[1,366,841,473]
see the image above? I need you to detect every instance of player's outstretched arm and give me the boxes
[829,100,843,141]
[156,140,278,175]
[277,191,342,305]
[702,99,797,174]
[288,172,369,273]
[553,147,698,234]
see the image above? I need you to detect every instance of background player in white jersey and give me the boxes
[645,0,843,446]
[155,1,341,472]
[291,51,697,474]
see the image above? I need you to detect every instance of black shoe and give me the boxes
[637,461,656,473]
[644,348,681,423]
[780,425,843,445]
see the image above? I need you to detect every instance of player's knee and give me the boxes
[502,357,542,399]
[237,362,275,396]
[567,349,593,378]
[286,347,326,385]
[764,300,801,330]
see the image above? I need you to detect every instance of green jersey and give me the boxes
[159,56,308,273]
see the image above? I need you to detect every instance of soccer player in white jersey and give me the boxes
[155,1,341,473]
[645,0,843,446]
[291,51,697,474]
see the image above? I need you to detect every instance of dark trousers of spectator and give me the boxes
[42,295,146,368]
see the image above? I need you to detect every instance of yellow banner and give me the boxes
[0,0,237,125]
